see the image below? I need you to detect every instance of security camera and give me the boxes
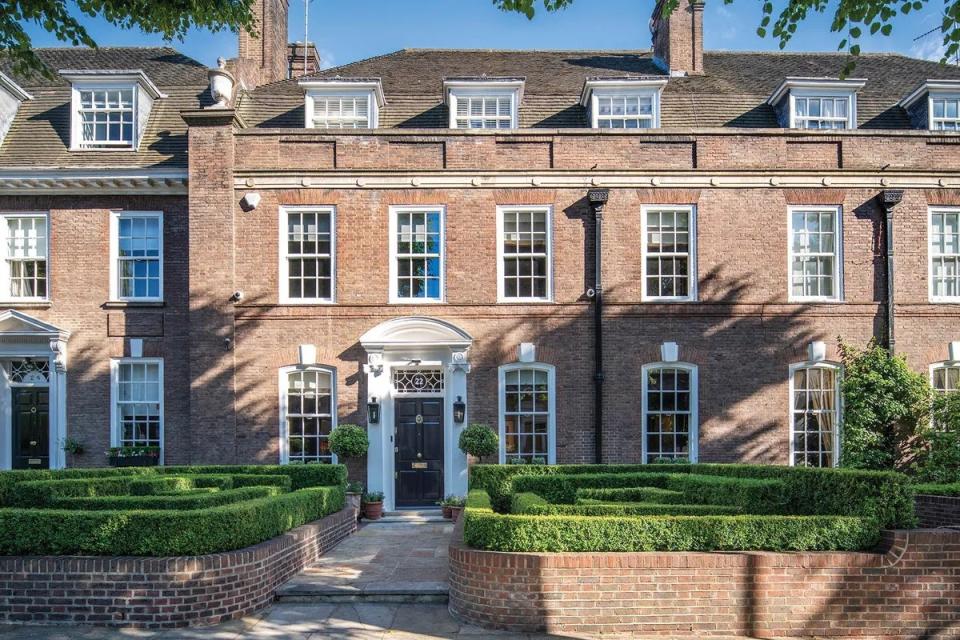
[230,290,244,302]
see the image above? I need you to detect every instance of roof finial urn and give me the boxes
[207,57,236,109]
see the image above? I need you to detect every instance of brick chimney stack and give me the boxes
[651,0,705,76]
[228,0,289,90]
[287,42,322,79]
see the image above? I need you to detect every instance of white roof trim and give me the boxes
[0,309,70,340]
[0,71,32,101]
[443,78,525,104]
[360,316,473,351]
[899,79,960,109]
[298,78,386,107]
[767,77,867,105]
[0,168,187,195]
[580,77,668,107]
[59,69,167,99]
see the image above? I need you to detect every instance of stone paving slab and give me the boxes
[276,519,453,602]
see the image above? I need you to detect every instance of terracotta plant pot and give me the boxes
[449,506,463,522]
[442,505,453,519]
[363,501,384,520]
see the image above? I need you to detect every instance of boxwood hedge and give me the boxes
[512,492,742,517]
[49,486,283,511]
[462,509,881,553]
[0,485,345,556]
[913,482,960,496]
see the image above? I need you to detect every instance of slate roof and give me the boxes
[0,47,210,169]
[237,48,960,130]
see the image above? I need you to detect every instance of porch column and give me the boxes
[447,349,471,499]
[49,337,68,469]
[363,351,392,506]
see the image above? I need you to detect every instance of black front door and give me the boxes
[12,387,49,470]
[395,398,443,506]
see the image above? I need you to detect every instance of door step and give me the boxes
[275,584,449,604]
[373,509,449,524]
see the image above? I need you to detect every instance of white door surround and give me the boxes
[360,316,472,512]
[0,310,69,470]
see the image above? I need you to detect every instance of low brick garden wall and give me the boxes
[915,494,960,528]
[0,505,357,628]
[449,521,960,637]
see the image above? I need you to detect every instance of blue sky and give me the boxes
[24,0,954,69]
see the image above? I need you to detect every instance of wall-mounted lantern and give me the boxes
[453,396,466,424]
[367,397,380,425]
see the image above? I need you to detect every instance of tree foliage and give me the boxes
[838,338,931,471]
[2,0,257,77]
[911,392,960,482]
[493,0,960,75]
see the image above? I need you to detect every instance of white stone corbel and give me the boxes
[949,341,960,362]
[363,352,384,376]
[448,349,471,374]
[518,343,536,363]
[661,342,679,363]
[808,341,827,362]
[50,337,68,373]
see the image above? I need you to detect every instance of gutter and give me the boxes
[587,189,609,464]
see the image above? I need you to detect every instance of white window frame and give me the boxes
[640,362,699,463]
[928,206,960,303]
[0,212,49,303]
[278,364,338,465]
[445,81,523,130]
[278,205,336,304]
[109,210,163,302]
[930,361,960,394]
[304,90,378,129]
[70,81,138,151]
[497,362,557,464]
[929,92,960,131]
[110,357,164,463]
[640,204,697,302]
[496,205,554,303]
[388,205,446,304]
[787,205,843,303]
[788,361,842,468]
[790,91,856,130]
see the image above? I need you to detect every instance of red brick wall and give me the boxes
[915,494,960,527]
[448,524,960,637]
[0,506,356,628]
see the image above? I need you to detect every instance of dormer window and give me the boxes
[581,78,667,129]
[0,71,32,146]
[767,78,865,130]
[899,80,960,131]
[299,78,384,129]
[62,70,165,151]
[444,78,524,129]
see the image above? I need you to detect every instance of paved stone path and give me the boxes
[276,513,452,601]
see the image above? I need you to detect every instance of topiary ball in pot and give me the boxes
[458,423,498,462]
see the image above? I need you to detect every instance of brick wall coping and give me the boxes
[0,506,357,628]
[235,127,960,140]
[915,493,960,528]
[448,519,960,636]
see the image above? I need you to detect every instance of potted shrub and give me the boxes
[107,445,160,467]
[458,423,498,463]
[62,438,84,455]
[448,495,466,522]
[345,481,364,516]
[330,423,369,473]
[440,494,460,519]
[362,491,384,520]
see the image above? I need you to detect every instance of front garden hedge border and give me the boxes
[49,486,284,511]
[0,485,345,556]
[511,492,742,516]
[462,508,881,552]
[470,463,915,528]
[913,482,960,497]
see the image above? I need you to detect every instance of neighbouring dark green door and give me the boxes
[395,397,444,506]
[12,387,49,470]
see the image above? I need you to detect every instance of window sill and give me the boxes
[496,299,555,304]
[0,300,51,308]
[788,298,845,304]
[102,300,166,309]
[929,298,960,304]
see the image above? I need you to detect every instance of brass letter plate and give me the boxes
[411,462,428,469]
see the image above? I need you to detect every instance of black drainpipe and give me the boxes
[879,190,903,353]
[587,189,609,464]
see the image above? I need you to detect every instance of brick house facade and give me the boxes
[0,0,958,509]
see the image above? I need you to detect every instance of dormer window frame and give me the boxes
[299,79,385,130]
[62,70,165,152]
[580,78,667,129]
[767,78,866,131]
[0,71,33,147]
[444,79,525,130]
[899,80,960,131]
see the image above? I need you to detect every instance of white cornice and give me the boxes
[767,77,867,105]
[0,71,32,102]
[0,168,187,195]
[234,171,959,191]
[899,79,960,109]
[298,78,386,107]
[59,69,167,99]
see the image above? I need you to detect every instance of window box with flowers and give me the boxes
[107,445,161,467]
